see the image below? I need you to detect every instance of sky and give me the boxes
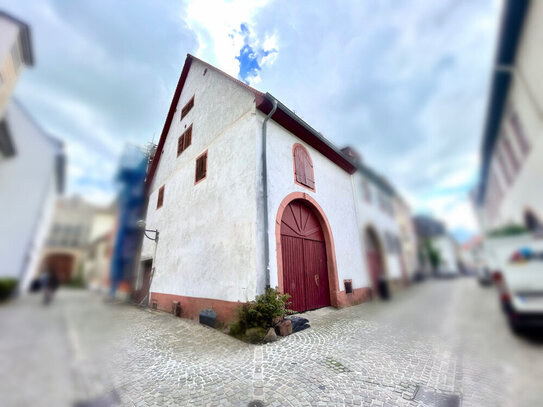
[1,0,502,242]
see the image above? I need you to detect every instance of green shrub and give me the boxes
[487,224,529,237]
[0,278,18,302]
[229,288,291,343]
[245,327,267,344]
[67,262,85,289]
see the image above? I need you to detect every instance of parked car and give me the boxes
[475,266,493,286]
[495,251,543,333]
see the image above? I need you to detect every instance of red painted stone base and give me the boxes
[150,286,373,324]
[336,287,373,307]
[150,292,242,323]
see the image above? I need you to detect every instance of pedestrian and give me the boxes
[42,264,60,305]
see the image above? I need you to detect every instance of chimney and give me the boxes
[340,146,363,165]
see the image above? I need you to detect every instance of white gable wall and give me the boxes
[143,60,259,303]
[262,116,368,292]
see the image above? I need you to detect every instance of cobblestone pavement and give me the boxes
[1,278,542,407]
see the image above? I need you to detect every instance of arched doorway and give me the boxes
[43,253,75,284]
[280,199,331,312]
[364,227,388,299]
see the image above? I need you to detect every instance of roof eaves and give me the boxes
[257,93,357,174]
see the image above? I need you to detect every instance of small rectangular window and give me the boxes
[181,96,194,120]
[157,185,165,209]
[509,110,530,156]
[195,151,207,184]
[177,125,192,157]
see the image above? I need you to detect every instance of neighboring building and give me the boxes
[0,11,33,117]
[394,196,419,280]
[413,215,459,275]
[431,235,460,276]
[139,54,411,322]
[459,235,484,274]
[83,204,117,291]
[0,11,64,292]
[342,147,408,292]
[109,145,148,299]
[474,0,543,234]
[37,196,96,284]
[413,215,446,239]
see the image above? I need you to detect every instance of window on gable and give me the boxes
[502,134,519,174]
[293,144,315,190]
[195,151,207,184]
[177,125,192,157]
[509,109,530,156]
[157,185,165,209]
[181,96,194,120]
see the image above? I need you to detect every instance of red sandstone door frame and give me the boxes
[275,192,340,308]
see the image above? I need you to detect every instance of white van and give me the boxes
[483,234,543,332]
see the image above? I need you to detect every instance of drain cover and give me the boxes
[413,386,460,407]
[248,401,264,407]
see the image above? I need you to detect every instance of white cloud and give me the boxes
[185,0,271,77]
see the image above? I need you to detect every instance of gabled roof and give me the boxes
[0,11,34,66]
[477,0,529,204]
[145,54,356,189]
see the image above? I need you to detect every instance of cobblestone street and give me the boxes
[2,278,542,407]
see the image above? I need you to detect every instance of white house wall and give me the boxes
[0,102,59,283]
[352,172,403,280]
[262,116,368,292]
[143,60,259,303]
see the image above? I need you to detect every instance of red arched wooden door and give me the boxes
[280,200,330,312]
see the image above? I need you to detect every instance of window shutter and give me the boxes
[304,156,314,188]
[195,152,207,183]
[294,147,305,184]
[184,126,192,150]
[293,145,315,190]
[181,96,194,120]
[177,135,184,156]
[157,186,164,209]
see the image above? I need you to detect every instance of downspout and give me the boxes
[262,97,278,290]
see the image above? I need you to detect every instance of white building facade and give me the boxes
[474,0,543,233]
[141,55,408,322]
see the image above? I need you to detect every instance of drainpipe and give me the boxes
[262,97,278,290]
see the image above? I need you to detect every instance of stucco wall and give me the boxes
[262,116,368,294]
[143,60,259,303]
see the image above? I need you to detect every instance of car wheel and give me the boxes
[508,316,523,335]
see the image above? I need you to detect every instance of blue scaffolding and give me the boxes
[110,145,148,297]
